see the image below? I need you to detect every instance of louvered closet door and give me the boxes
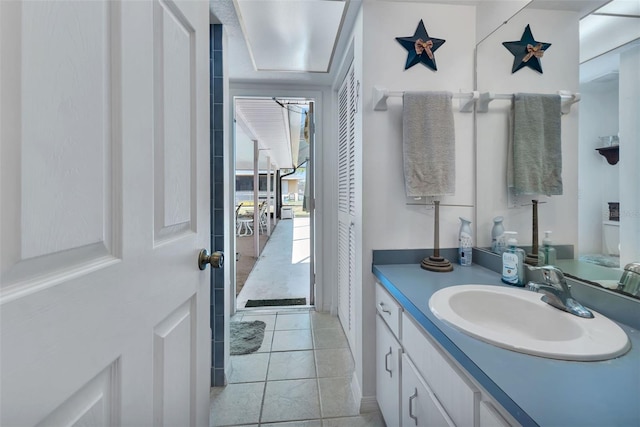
[337,61,356,349]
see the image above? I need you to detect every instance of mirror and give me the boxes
[475,0,640,299]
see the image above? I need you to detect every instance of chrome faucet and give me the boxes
[526,266,594,318]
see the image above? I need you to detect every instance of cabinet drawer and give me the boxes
[402,353,455,427]
[403,312,479,427]
[376,282,402,338]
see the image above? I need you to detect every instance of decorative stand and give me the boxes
[421,201,454,272]
[525,199,540,266]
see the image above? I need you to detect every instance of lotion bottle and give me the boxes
[539,231,557,266]
[502,232,525,286]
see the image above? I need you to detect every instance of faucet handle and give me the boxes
[527,266,594,318]
[542,265,565,283]
[529,265,568,288]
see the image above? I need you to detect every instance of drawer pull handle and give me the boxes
[409,388,418,425]
[378,302,391,314]
[384,347,393,377]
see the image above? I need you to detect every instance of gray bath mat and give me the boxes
[230,321,266,355]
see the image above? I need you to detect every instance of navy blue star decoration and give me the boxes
[502,24,551,74]
[396,20,445,71]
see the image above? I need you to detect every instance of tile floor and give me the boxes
[210,308,385,427]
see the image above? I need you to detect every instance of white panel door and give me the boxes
[0,1,212,426]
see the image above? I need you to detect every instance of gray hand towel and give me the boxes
[403,91,455,197]
[508,93,562,196]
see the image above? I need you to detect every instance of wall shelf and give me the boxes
[595,146,619,165]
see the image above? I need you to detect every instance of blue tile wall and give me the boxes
[213,78,224,104]
[210,23,226,386]
[214,130,224,156]
[213,368,225,386]
[213,24,222,50]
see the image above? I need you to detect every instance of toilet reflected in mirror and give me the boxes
[602,220,620,257]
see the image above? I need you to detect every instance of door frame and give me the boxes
[225,87,325,319]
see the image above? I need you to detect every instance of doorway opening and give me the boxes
[233,96,316,313]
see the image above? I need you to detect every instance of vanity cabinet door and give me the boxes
[480,401,511,427]
[402,353,455,427]
[376,314,402,427]
[402,312,479,427]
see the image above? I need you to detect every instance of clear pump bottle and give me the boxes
[502,232,526,286]
[539,231,557,266]
[491,216,505,254]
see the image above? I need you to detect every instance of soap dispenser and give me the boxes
[539,231,557,266]
[502,232,525,286]
[458,217,473,266]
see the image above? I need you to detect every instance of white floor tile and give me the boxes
[209,382,264,426]
[261,379,321,423]
[318,377,359,418]
[228,353,270,383]
[312,328,348,349]
[322,412,386,427]
[315,348,355,378]
[262,421,322,427]
[276,312,311,330]
[310,312,342,330]
[268,350,316,380]
[256,330,274,353]
[241,313,277,331]
[272,329,313,352]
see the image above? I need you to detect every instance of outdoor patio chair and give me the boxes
[235,202,254,236]
[258,202,268,234]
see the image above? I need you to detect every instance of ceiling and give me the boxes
[209,0,362,86]
[233,0,348,73]
[235,97,308,170]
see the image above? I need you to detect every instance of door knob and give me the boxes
[198,249,224,270]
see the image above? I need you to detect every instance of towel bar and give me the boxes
[477,90,581,115]
[373,86,479,112]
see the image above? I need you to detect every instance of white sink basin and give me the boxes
[429,285,631,361]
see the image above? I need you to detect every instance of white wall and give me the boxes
[354,0,477,406]
[475,9,580,250]
[578,78,619,254]
[476,0,531,43]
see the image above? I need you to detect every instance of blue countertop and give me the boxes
[373,262,640,427]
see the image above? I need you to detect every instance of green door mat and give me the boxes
[245,298,307,307]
